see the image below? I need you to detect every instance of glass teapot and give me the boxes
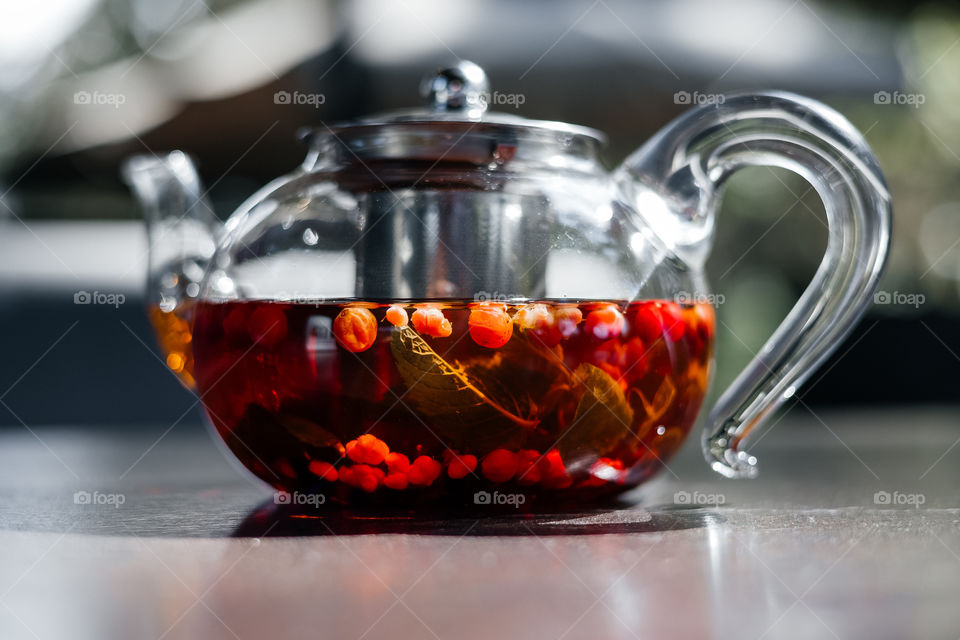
[124,61,890,508]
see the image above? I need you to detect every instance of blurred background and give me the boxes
[0,0,956,429]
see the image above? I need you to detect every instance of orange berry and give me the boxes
[515,304,561,346]
[514,304,550,330]
[385,304,408,327]
[481,449,519,483]
[585,305,625,340]
[344,434,389,465]
[554,306,583,338]
[307,460,338,482]
[385,452,410,474]
[359,434,389,464]
[468,304,513,348]
[447,454,478,479]
[411,306,453,338]
[344,439,359,461]
[333,307,378,352]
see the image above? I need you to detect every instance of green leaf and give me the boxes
[558,363,635,463]
[390,326,538,453]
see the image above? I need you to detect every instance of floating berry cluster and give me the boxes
[326,301,656,351]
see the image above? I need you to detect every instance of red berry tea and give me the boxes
[189,299,714,507]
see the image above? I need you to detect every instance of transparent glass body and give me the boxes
[124,65,891,510]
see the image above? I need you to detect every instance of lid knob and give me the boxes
[421,60,489,115]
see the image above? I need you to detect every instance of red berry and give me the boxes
[447,454,478,479]
[383,472,408,490]
[516,450,542,485]
[539,450,572,489]
[481,449,519,483]
[385,452,410,474]
[408,456,442,486]
[632,303,662,342]
[307,460,338,482]
[248,305,288,348]
[659,302,685,341]
[585,305,625,340]
[223,305,251,345]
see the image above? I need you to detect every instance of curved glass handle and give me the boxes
[617,92,891,478]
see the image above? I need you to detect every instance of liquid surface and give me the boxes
[187,300,714,508]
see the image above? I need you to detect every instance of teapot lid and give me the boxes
[302,61,605,168]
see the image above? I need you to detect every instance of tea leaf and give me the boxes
[633,376,676,426]
[273,411,345,453]
[229,405,344,463]
[558,364,634,462]
[390,326,538,453]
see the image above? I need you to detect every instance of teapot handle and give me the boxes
[616,92,891,478]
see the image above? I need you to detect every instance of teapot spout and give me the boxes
[122,151,219,313]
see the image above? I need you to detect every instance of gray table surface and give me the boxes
[1,407,959,640]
